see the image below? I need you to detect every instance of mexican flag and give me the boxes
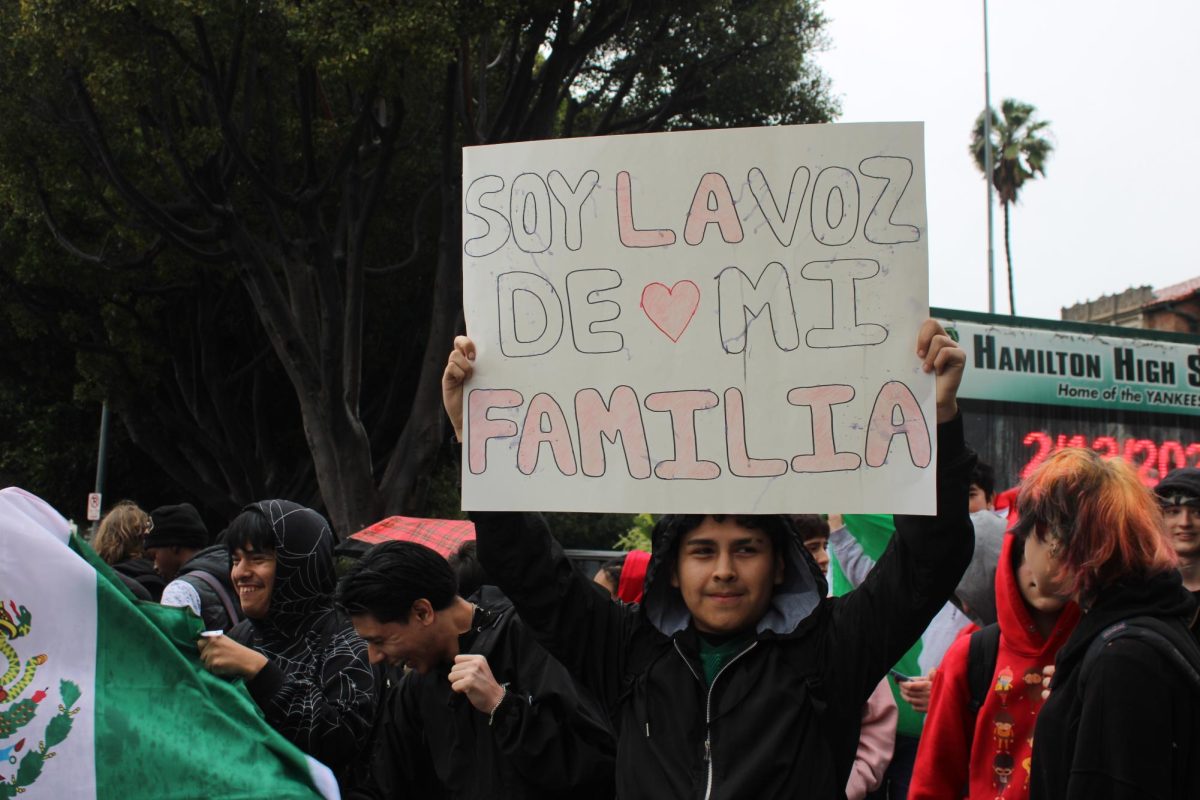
[0,487,339,799]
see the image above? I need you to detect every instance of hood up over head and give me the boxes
[244,499,336,637]
[640,514,825,638]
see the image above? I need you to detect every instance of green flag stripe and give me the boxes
[70,536,325,799]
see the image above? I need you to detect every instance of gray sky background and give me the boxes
[813,0,1200,321]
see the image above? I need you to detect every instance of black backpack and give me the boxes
[966,615,1200,715]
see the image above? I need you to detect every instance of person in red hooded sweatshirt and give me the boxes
[909,532,1080,800]
[616,550,650,604]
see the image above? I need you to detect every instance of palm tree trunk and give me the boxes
[1003,200,1016,315]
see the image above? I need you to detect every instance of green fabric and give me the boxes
[698,632,755,687]
[70,535,327,799]
[829,515,927,738]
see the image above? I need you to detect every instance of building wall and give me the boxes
[1061,286,1153,327]
[1062,285,1200,333]
[1143,299,1200,334]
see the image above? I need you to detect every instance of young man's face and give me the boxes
[351,605,443,674]
[231,545,277,620]
[968,483,994,513]
[802,536,830,576]
[1161,498,1200,559]
[671,517,784,636]
[147,545,189,582]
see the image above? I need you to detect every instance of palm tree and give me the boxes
[970,99,1053,315]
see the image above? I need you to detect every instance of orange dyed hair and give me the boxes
[1012,448,1176,601]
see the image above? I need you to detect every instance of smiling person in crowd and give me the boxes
[337,540,615,799]
[196,500,376,787]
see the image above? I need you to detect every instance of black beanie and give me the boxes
[145,503,210,549]
[1155,467,1200,502]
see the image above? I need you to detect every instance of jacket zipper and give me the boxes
[674,639,758,800]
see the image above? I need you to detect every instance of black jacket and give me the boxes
[175,544,242,631]
[113,557,166,601]
[351,586,616,799]
[227,500,376,781]
[474,416,975,799]
[1029,572,1200,800]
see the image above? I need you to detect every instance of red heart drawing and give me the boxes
[640,281,700,342]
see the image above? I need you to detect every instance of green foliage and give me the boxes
[970,99,1053,205]
[0,0,838,529]
[969,98,1054,315]
[616,512,656,552]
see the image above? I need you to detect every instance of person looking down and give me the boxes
[909,532,1080,799]
[1017,450,1200,800]
[338,541,615,799]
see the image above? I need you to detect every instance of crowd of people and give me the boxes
[85,318,1200,799]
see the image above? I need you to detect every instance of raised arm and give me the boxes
[829,523,878,590]
[443,337,638,707]
[825,321,974,704]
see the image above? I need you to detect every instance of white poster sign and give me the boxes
[461,122,934,514]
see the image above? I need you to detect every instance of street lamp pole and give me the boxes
[983,0,996,314]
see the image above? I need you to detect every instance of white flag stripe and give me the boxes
[0,487,98,798]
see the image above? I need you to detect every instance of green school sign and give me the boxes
[936,310,1200,417]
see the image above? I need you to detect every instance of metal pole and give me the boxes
[983,0,996,314]
[90,402,110,537]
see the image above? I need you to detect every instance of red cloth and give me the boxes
[993,487,1020,527]
[348,516,475,560]
[909,534,1080,800]
[616,550,650,604]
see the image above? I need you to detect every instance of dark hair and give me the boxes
[597,557,624,589]
[654,514,792,559]
[970,460,996,499]
[336,540,457,623]
[448,541,488,599]
[789,514,829,543]
[221,508,275,554]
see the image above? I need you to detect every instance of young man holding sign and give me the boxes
[441,319,972,798]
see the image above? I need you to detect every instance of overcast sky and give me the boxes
[813,0,1200,321]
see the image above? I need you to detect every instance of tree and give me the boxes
[970,98,1053,316]
[1,1,837,535]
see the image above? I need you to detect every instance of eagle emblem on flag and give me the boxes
[0,599,82,798]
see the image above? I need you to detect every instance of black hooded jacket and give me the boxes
[473,416,975,799]
[351,586,615,799]
[228,500,377,778]
[174,544,242,631]
[1029,571,1200,800]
